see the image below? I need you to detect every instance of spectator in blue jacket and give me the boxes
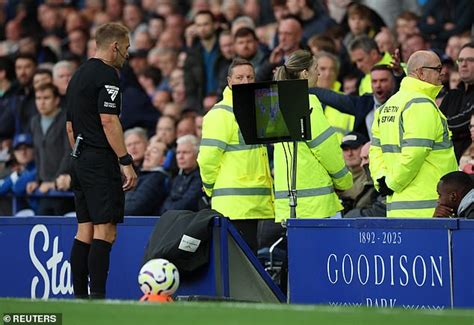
[0,133,37,212]
[160,134,202,213]
[125,141,170,216]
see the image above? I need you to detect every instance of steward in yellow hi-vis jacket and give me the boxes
[272,50,353,222]
[274,94,353,221]
[370,51,458,217]
[197,61,274,223]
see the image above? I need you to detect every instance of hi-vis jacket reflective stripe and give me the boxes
[197,87,274,220]
[274,94,353,222]
[359,52,393,95]
[370,77,458,217]
[324,81,355,142]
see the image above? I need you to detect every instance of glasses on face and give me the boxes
[457,57,474,65]
[421,65,442,73]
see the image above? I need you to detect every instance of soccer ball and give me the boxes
[138,258,180,295]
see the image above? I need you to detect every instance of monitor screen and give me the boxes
[232,79,311,144]
[255,85,290,140]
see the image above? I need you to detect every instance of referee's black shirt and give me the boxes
[66,58,122,150]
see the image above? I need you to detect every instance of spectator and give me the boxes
[156,115,178,175]
[52,60,75,105]
[434,171,474,218]
[395,11,420,45]
[375,28,397,55]
[313,51,354,142]
[338,132,373,213]
[12,53,38,135]
[176,117,196,138]
[160,135,202,213]
[32,68,53,90]
[105,0,124,22]
[64,29,89,62]
[27,83,72,215]
[124,141,169,216]
[0,56,17,140]
[183,10,225,111]
[156,48,179,92]
[234,27,270,81]
[349,35,392,95]
[286,0,336,43]
[124,127,148,169]
[219,30,234,61]
[195,115,203,139]
[310,64,398,139]
[401,33,430,63]
[343,3,377,50]
[259,15,303,81]
[418,0,473,48]
[345,141,386,217]
[440,43,474,161]
[307,34,337,55]
[0,133,36,213]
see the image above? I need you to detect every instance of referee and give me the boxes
[66,23,137,299]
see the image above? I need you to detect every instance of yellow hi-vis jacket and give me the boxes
[324,81,355,142]
[274,94,353,222]
[359,52,393,95]
[370,76,458,217]
[197,87,274,220]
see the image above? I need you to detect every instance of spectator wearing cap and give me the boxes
[344,141,386,218]
[27,83,72,216]
[160,135,202,213]
[0,133,37,213]
[338,132,372,213]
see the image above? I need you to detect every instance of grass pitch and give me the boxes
[1,298,474,325]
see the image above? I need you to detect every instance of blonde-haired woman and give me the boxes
[273,50,353,221]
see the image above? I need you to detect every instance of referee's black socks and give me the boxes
[70,239,90,299]
[88,239,112,299]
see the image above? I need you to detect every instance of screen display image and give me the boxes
[255,85,290,140]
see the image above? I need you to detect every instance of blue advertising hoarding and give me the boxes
[0,217,218,300]
[0,216,284,302]
[287,218,457,309]
[452,219,474,307]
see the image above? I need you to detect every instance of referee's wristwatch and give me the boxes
[119,153,133,166]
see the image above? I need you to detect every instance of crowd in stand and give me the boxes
[0,0,473,218]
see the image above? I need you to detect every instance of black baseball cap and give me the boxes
[340,132,368,149]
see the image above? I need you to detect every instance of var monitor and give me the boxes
[232,79,311,144]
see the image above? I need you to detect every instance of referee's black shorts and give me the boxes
[70,147,124,225]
